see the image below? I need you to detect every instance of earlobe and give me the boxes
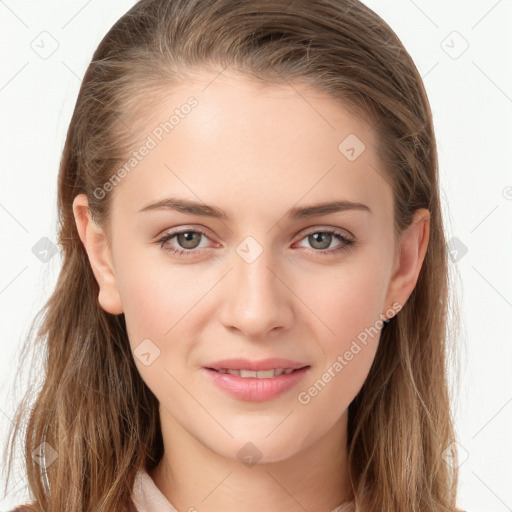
[384,208,430,313]
[72,194,124,315]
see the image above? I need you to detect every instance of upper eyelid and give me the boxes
[298,226,353,238]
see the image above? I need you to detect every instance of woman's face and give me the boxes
[75,70,426,464]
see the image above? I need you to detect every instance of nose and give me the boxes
[218,244,294,339]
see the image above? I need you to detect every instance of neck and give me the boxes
[150,409,353,512]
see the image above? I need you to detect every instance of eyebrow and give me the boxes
[138,197,372,220]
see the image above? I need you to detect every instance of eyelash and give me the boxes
[156,228,355,258]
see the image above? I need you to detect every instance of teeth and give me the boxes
[216,368,296,378]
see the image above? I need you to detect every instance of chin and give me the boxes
[218,435,309,466]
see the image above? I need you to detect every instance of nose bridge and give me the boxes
[219,235,292,337]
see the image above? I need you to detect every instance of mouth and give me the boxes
[205,367,309,378]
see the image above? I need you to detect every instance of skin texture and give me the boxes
[73,71,430,512]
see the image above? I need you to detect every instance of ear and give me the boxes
[384,208,430,315]
[72,194,124,315]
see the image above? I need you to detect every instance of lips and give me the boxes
[202,358,311,401]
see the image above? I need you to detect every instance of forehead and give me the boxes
[110,70,391,223]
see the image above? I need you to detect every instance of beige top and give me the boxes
[132,467,356,512]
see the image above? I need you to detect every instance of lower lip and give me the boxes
[202,367,310,402]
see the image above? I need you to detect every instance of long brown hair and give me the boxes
[2,0,463,510]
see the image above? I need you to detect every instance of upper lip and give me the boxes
[205,358,309,371]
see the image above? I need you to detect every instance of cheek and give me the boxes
[292,257,388,403]
[114,254,213,381]
[116,245,211,338]
[298,257,388,346]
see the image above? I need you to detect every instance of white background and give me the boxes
[1,1,511,510]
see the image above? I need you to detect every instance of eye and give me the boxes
[156,228,214,257]
[295,229,355,256]
[156,227,356,259]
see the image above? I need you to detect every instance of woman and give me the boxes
[3,0,464,510]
